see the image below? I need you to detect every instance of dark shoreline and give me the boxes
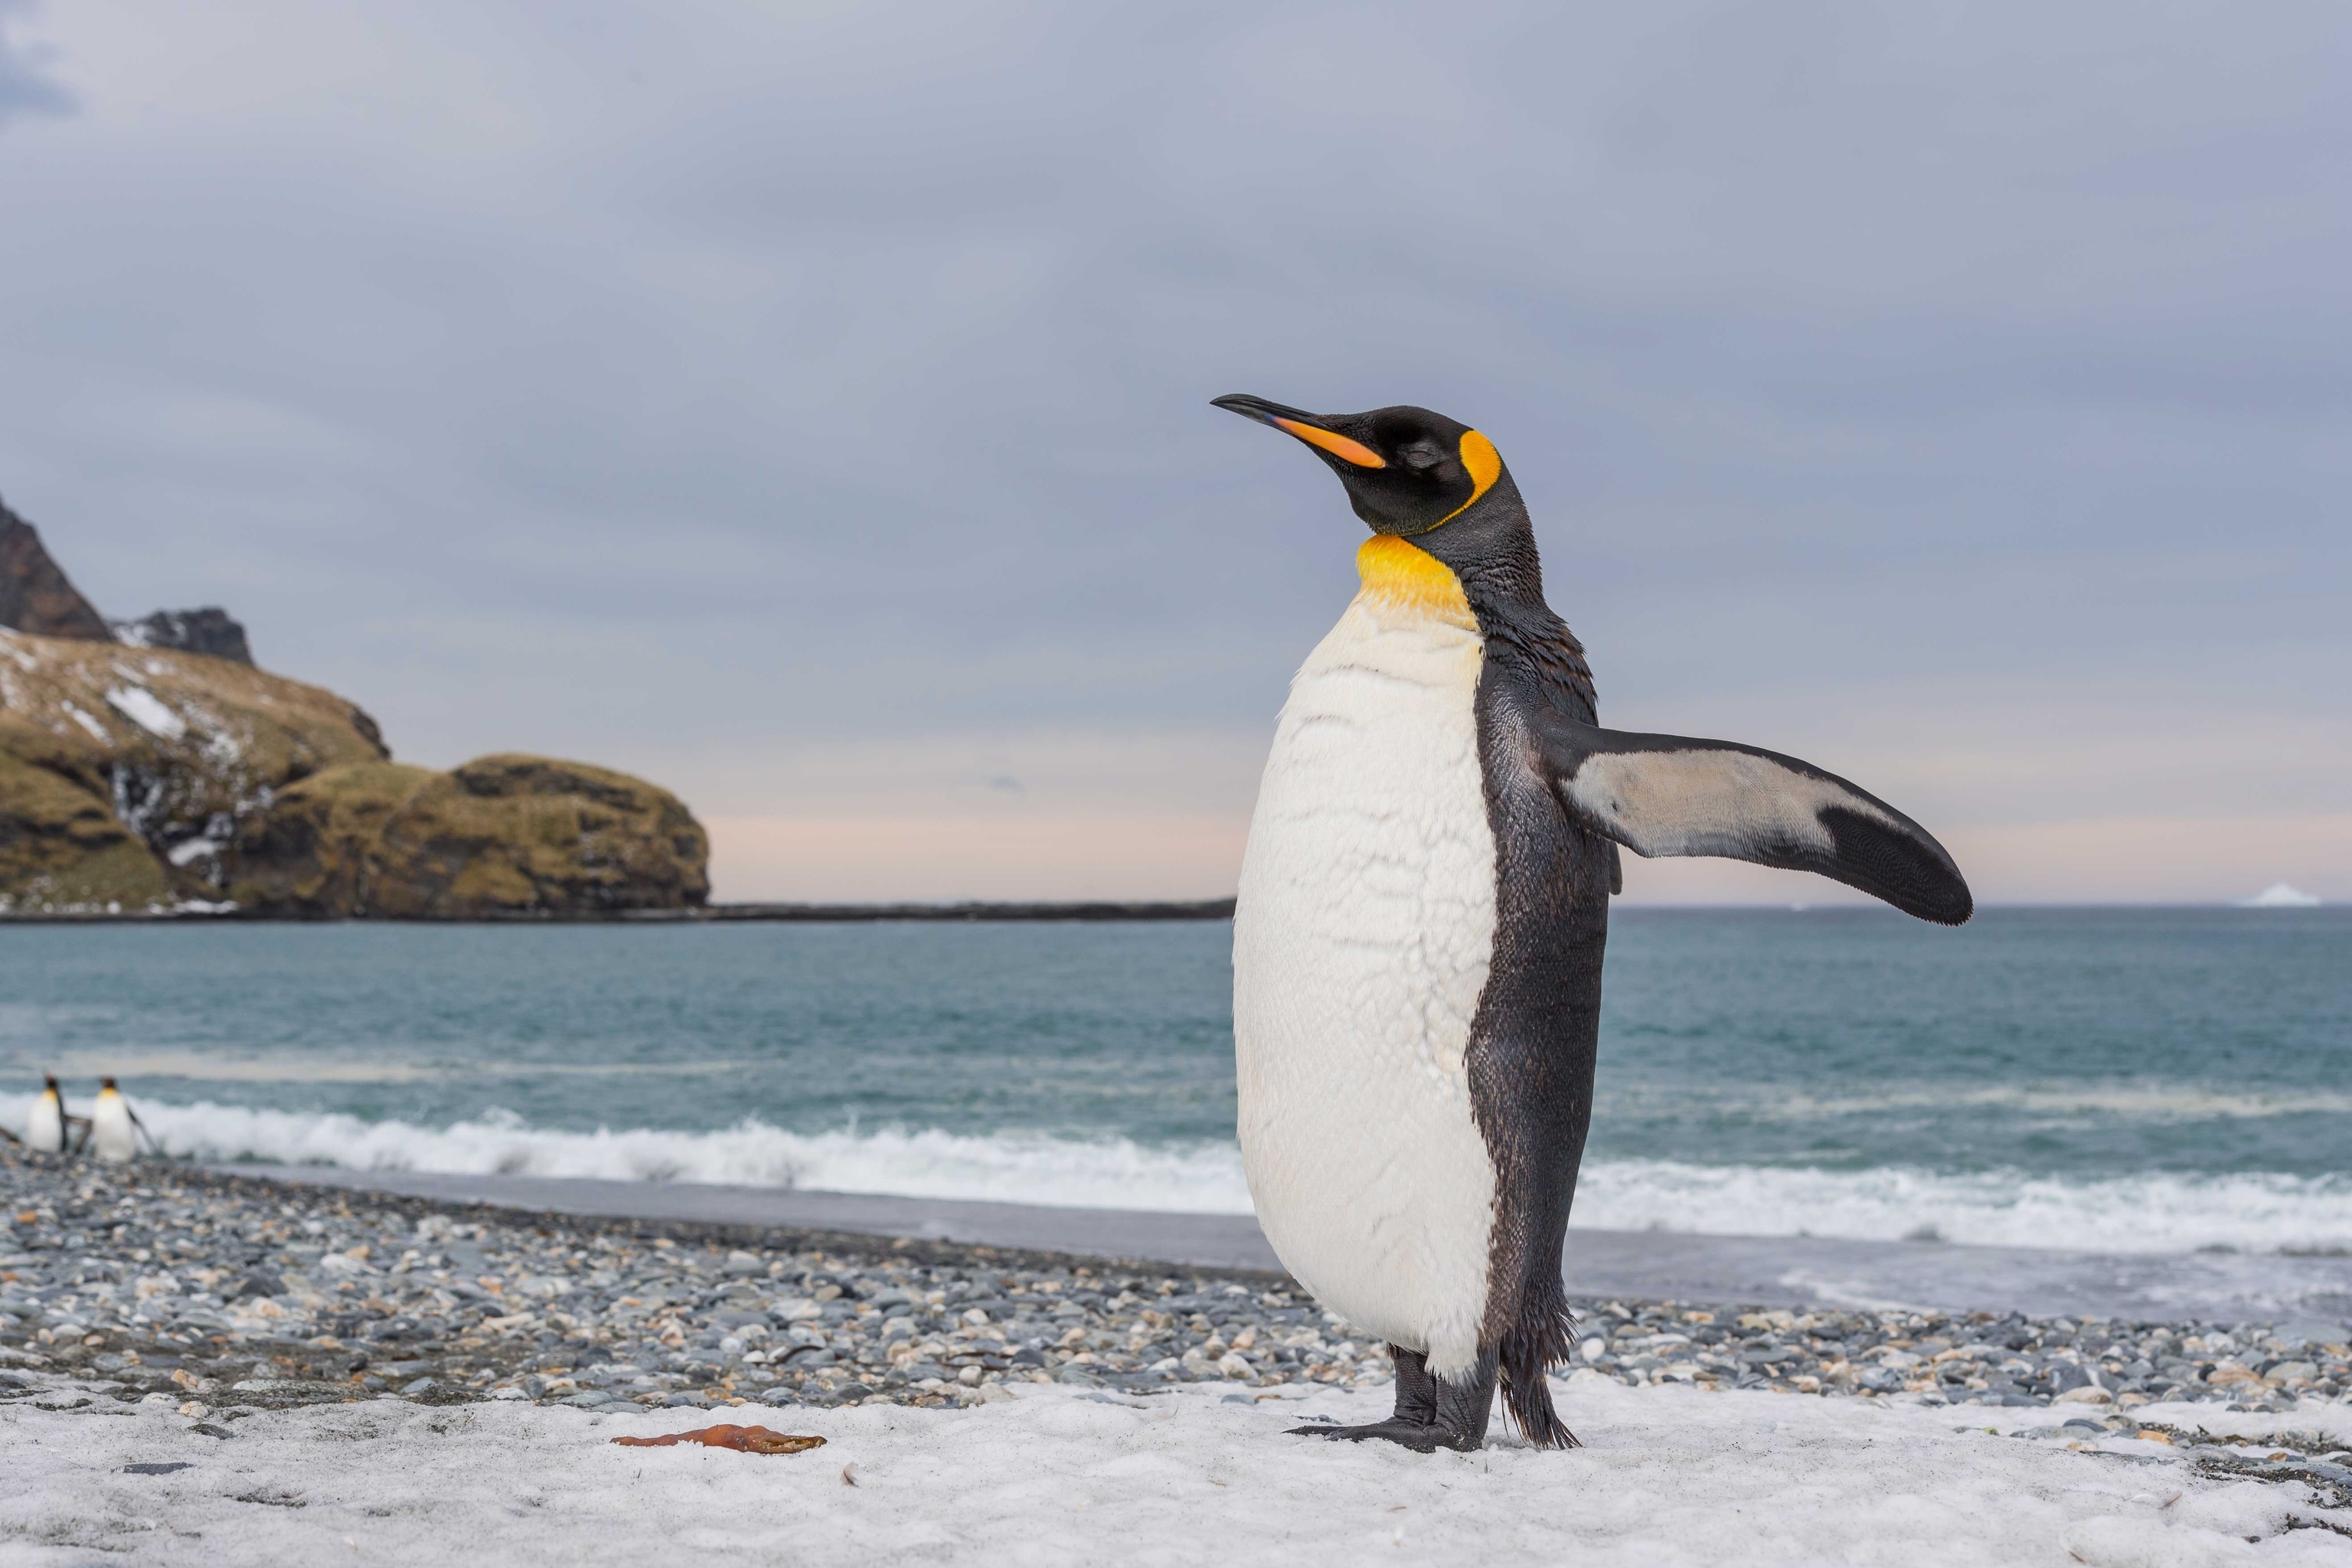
[6,901,2334,926]
[0,897,1240,926]
[626,898,1238,923]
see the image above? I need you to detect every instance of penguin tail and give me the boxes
[1497,1302,1581,1450]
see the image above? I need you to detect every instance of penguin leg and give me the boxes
[1288,1347,1495,1453]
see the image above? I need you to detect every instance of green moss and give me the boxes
[224,763,438,915]
[0,629,706,919]
[0,626,391,905]
[0,754,169,910]
[227,754,707,917]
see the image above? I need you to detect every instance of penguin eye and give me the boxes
[1400,443,1446,472]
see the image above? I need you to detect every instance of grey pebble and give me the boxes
[4,1146,2347,1429]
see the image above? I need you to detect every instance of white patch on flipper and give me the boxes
[1565,749,1895,860]
[1233,587,1497,1378]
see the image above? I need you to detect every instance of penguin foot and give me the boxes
[1285,1419,1476,1454]
[1285,1344,1495,1452]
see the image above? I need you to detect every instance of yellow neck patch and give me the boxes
[1355,534,1474,628]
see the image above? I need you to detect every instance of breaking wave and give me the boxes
[1570,1159,2352,1256]
[7,1096,2350,1254]
[54,1098,1257,1215]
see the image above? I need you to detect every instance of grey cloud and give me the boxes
[0,1,2343,838]
[0,1,70,126]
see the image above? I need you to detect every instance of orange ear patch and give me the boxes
[1419,429,1504,534]
[612,1424,827,1454]
[1272,417,1387,469]
[1459,430,1501,500]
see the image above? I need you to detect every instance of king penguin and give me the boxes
[27,1076,71,1155]
[89,1077,149,1164]
[1217,394,1971,1453]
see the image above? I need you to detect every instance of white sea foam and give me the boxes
[6,1095,2350,1253]
[61,1098,1257,1215]
[1570,1159,2352,1256]
[1671,1083,2352,1121]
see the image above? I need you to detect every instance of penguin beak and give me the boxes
[1212,394,1387,469]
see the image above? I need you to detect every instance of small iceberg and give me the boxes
[2236,882,2322,907]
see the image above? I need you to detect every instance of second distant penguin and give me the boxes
[89,1077,152,1163]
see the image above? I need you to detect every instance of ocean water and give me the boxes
[2,908,2346,1256]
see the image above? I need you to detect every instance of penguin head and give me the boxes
[99,1077,119,1095]
[1213,395,1507,538]
[43,1075,60,1099]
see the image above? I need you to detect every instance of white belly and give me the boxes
[28,1094,64,1154]
[92,1095,137,1162]
[1233,591,1498,1377]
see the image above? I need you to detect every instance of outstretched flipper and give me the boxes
[126,1103,165,1158]
[1534,714,1972,925]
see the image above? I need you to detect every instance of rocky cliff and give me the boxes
[0,495,710,917]
[114,607,254,665]
[0,498,113,642]
[5,495,256,664]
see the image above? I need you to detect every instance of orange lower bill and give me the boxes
[1271,417,1386,469]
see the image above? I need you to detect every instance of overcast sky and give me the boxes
[2,2,2346,901]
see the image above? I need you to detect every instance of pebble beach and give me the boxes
[7,1147,2352,1563]
[5,1148,2350,1425]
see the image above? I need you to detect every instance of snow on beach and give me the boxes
[4,1378,2348,1566]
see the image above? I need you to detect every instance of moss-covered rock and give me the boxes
[3,502,714,918]
[0,752,168,910]
[0,628,387,910]
[218,760,437,916]
[227,753,708,918]
[0,628,708,918]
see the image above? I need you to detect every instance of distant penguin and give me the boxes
[27,1076,70,1154]
[90,1077,149,1163]
[1216,395,1970,1452]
